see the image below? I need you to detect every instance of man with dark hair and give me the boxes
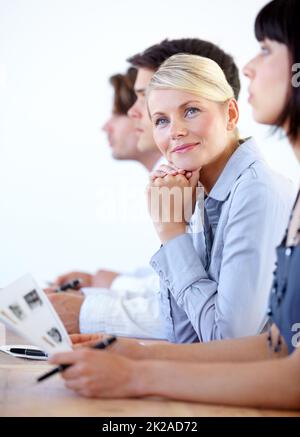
[49,38,242,342]
[103,68,160,167]
[102,68,140,162]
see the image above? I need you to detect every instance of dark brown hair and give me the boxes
[109,67,137,115]
[255,0,300,141]
[127,38,240,100]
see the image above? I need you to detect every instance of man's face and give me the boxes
[128,68,158,152]
[102,114,139,161]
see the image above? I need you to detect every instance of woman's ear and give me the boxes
[226,98,239,131]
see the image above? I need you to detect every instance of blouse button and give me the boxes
[285,248,292,257]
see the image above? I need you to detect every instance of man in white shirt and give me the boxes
[48,38,241,339]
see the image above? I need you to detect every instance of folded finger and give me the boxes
[158,164,179,174]
[71,333,102,345]
[150,170,167,180]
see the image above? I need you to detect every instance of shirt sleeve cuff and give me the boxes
[110,273,160,295]
[150,233,208,305]
[79,294,113,334]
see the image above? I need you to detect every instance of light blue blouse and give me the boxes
[150,138,295,343]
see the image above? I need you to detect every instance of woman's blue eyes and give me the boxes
[154,107,200,127]
[185,107,199,117]
[154,117,168,126]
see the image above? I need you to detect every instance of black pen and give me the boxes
[9,348,48,358]
[55,279,82,293]
[36,335,117,383]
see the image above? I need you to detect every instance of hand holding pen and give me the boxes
[37,335,117,382]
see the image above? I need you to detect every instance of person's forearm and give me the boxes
[135,355,300,409]
[136,328,287,363]
[80,293,166,340]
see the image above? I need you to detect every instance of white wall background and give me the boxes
[0,0,299,286]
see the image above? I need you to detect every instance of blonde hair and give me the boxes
[147,53,234,103]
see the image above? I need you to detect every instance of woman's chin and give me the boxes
[173,161,202,172]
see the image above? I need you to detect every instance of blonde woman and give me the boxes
[144,53,293,344]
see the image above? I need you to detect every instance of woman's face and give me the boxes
[148,89,237,171]
[243,39,291,127]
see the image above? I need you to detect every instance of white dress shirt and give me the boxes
[79,157,167,339]
[79,270,165,339]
